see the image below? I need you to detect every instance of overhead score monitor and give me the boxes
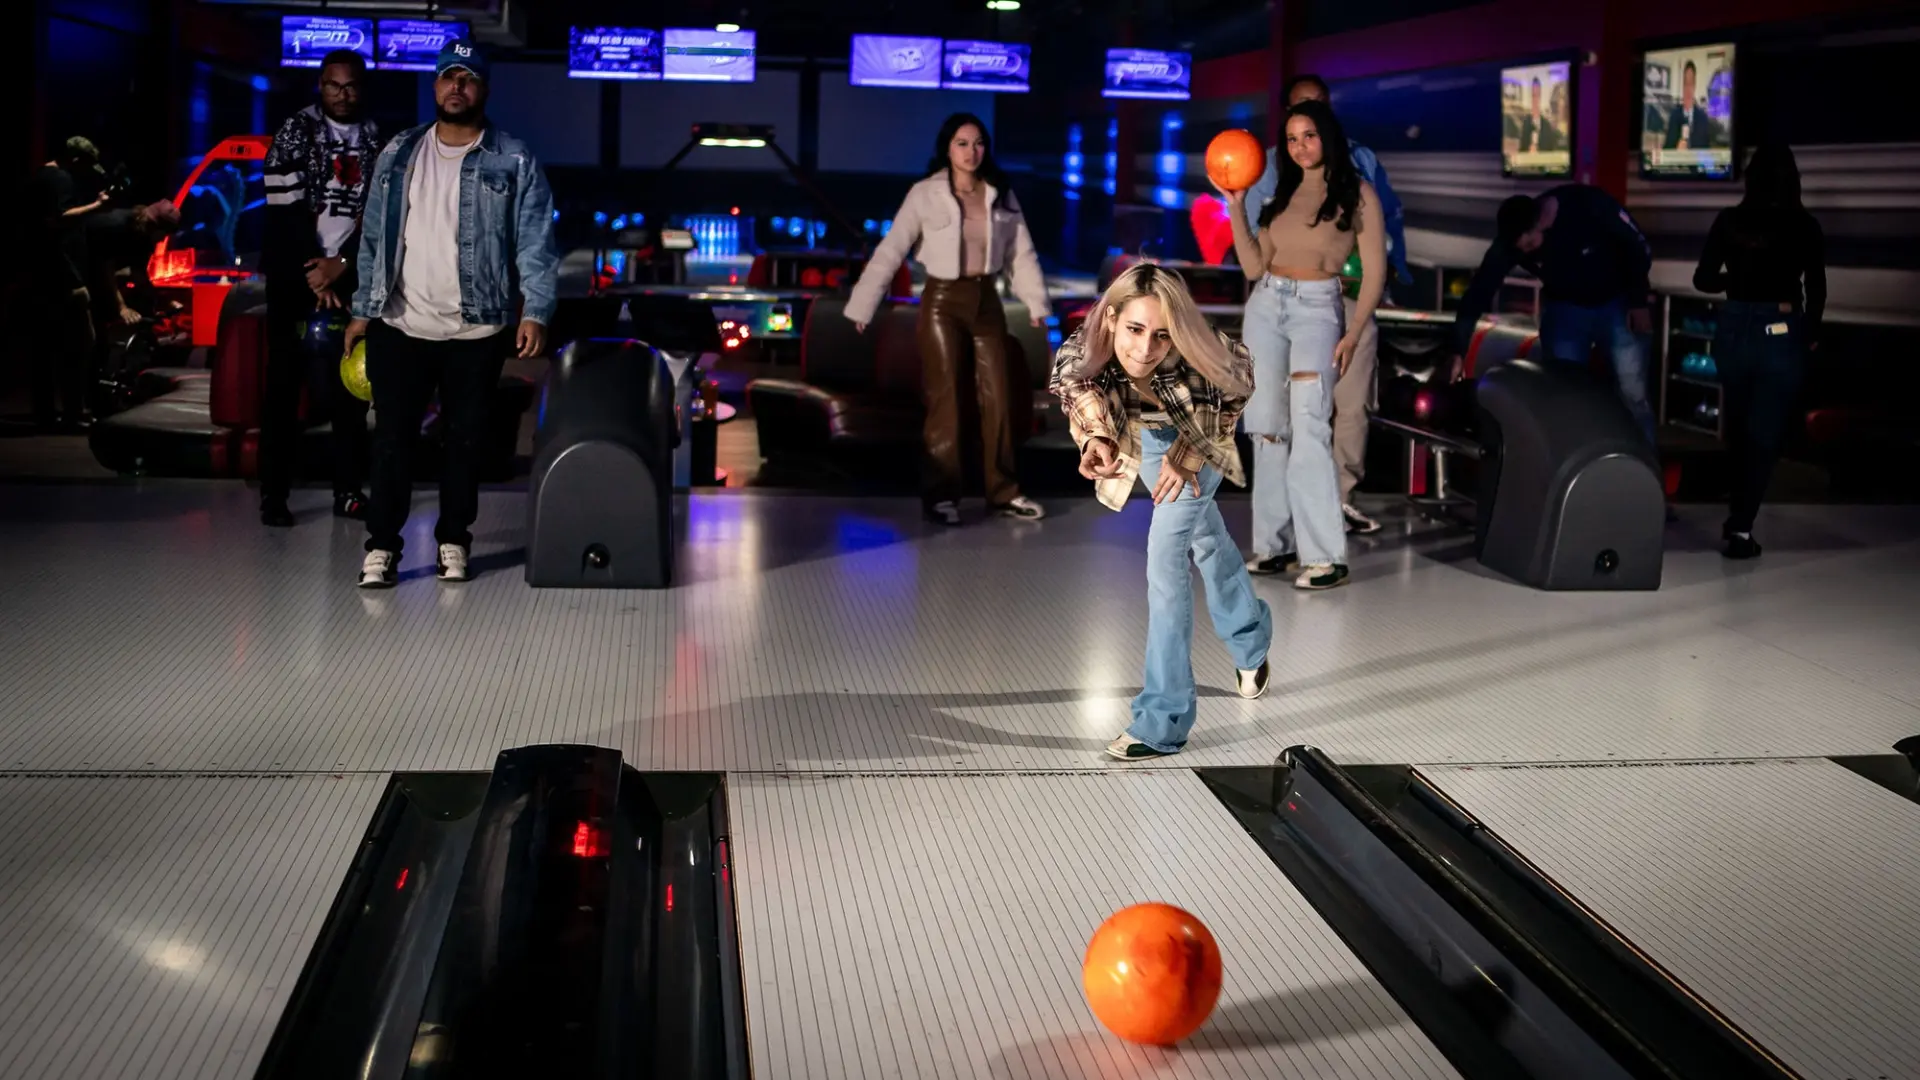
[849,34,944,89]
[281,15,373,69]
[377,20,470,73]
[569,26,663,80]
[663,27,757,83]
[1103,48,1191,100]
[940,39,1030,92]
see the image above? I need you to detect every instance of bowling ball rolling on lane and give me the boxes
[1083,902,1223,1046]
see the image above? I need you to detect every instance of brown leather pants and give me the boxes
[917,275,1020,507]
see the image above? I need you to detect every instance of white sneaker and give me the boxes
[1236,658,1270,699]
[1341,503,1382,534]
[436,543,470,582]
[358,549,398,589]
[1295,563,1351,590]
[925,501,962,527]
[1105,734,1175,760]
[994,495,1046,521]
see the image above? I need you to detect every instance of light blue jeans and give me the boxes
[1129,425,1275,753]
[1241,275,1348,566]
[1538,298,1656,444]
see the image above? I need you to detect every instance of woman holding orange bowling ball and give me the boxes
[1217,100,1386,591]
[845,113,1052,527]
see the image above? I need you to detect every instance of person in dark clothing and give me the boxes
[82,201,176,323]
[1451,184,1657,442]
[24,139,108,428]
[258,49,381,528]
[1692,145,1825,560]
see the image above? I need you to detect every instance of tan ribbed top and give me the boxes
[1261,169,1383,277]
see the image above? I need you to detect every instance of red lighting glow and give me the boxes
[1413,392,1433,420]
[665,883,675,912]
[572,821,609,858]
[396,867,409,890]
[729,206,740,216]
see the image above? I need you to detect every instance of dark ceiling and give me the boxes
[513,0,1271,64]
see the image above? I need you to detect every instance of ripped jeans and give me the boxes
[1241,274,1348,567]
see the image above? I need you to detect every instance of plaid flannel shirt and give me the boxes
[1047,324,1254,511]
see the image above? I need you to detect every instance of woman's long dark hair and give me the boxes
[926,112,1012,208]
[1741,144,1803,211]
[1255,99,1361,232]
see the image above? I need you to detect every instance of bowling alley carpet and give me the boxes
[2,482,1919,1079]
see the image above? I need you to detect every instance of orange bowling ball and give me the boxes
[1205,129,1265,192]
[1082,903,1223,1045]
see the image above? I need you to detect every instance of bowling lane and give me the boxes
[728,771,1460,1080]
[1421,758,1920,1080]
[0,773,390,1080]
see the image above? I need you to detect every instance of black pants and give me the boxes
[27,284,95,423]
[260,281,370,503]
[364,319,510,554]
[1714,300,1807,535]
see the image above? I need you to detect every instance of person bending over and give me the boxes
[1243,74,1409,536]
[1692,144,1825,560]
[344,40,558,588]
[258,48,380,527]
[1223,99,1387,592]
[845,112,1051,526]
[1050,262,1273,761]
[1450,185,1656,442]
[24,138,107,429]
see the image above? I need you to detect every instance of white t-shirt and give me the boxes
[384,132,504,342]
[315,116,371,258]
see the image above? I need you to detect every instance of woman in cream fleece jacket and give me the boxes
[845,112,1053,526]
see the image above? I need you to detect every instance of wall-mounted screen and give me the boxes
[377,20,469,73]
[1642,43,1735,178]
[850,34,944,89]
[940,40,1029,92]
[663,27,756,83]
[569,26,662,80]
[281,15,373,69]
[1102,48,1191,101]
[1500,60,1573,178]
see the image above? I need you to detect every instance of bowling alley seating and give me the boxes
[89,277,536,481]
[745,294,1057,485]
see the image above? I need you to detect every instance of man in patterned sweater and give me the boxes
[258,49,382,528]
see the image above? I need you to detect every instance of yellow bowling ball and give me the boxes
[340,339,372,402]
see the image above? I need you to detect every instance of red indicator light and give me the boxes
[666,883,675,912]
[396,867,409,890]
[572,821,608,858]
[729,206,740,216]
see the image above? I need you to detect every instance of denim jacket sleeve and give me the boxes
[349,140,396,321]
[1243,148,1280,236]
[512,151,560,326]
[1350,143,1411,286]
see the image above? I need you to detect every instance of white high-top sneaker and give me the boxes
[436,543,470,583]
[358,549,398,589]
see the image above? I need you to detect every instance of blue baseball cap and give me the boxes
[436,39,488,80]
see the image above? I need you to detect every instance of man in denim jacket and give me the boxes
[345,39,559,589]
[1243,74,1410,537]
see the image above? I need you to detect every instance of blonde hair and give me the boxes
[1077,263,1251,397]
